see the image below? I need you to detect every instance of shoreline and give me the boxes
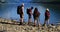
[0,17,60,32]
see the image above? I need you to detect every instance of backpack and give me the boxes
[17,6,23,14]
[27,9,32,15]
[27,9,29,14]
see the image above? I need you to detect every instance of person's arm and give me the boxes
[22,6,24,14]
[47,11,50,17]
[29,9,32,15]
[29,12,32,15]
[48,12,50,17]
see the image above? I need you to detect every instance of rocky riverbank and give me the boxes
[0,18,60,32]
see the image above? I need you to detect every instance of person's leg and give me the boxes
[37,17,40,27]
[47,19,49,25]
[44,20,46,25]
[20,15,22,25]
[44,19,47,26]
[28,15,30,24]
[21,14,24,23]
[28,15,32,24]
[29,15,32,22]
[34,18,37,26]
[20,14,24,25]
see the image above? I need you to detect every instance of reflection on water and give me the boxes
[0,3,60,24]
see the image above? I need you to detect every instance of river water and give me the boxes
[0,3,60,24]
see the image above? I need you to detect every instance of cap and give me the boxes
[46,8,49,11]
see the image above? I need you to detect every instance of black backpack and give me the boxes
[17,6,23,14]
[27,9,29,14]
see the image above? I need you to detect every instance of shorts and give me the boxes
[20,14,24,18]
[45,17,49,21]
[28,14,31,19]
[33,16,38,20]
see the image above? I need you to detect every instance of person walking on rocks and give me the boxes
[44,8,50,26]
[17,3,24,25]
[27,7,33,25]
[33,8,40,26]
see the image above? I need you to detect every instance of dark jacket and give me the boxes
[45,11,50,18]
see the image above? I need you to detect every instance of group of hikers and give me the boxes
[17,3,50,26]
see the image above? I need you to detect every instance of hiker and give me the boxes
[33,8,40,26]
[44,8,50,26]
[17,3,24,25]
[27,7,33,25]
